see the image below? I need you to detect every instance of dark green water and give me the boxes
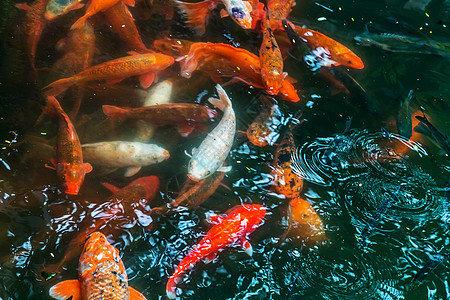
[0,0,449,299]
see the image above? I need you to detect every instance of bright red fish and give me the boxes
[43,52,174,96]
[15,0,48,71]
[49,232,147,300]
[166,204,266,299]
[43,96,92,195]
[104,1,152,53]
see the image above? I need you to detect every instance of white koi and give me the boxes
[187,84,235,181]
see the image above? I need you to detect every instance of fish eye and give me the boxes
[206,171,211,175]
[232,7,245,19]
[302,214,308,218]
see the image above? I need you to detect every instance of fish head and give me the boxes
[288,198,325,238]
[128,176,160,200]
[229,3,253,30]
[57,163,85,195]
[247,123,269,147]
[336,51,365,69]
[278,80,300,102]
[187,160,212,182]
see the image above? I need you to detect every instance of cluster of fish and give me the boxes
[11,0,450,298]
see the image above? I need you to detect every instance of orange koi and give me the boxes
[71,0,135,30]
[15,0,48,71]
[102,103,217,137]
[43,176,160,275]
[151,171,225,215]
[166,204,266,299]
[43,52,174,96]
[175,0,253,35]
[259,7,287,95]
[270,122,303,198]
[292,23,364,69]
[179,42,300,102]
[283,197,326,246]
[267,0,295,30]
[104,1,152,53]
[246,100,282,147]
[49,232,147,300]
[43,96,92,195]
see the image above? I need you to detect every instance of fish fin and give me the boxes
[205,212,224,225]
[122,0,136,7]
[106,77,125,85]
[244,1,252,13]
[127,51,141,56]
[217,165,232,172]
[71,2,85,10]
[191,147,197,155]
[413,123,432,137]
[174,0,215,35]
[220,9,229,18]
[45,163,56,171]
[166,276,178,299]
[124,166,142,177]
[239,237,253,256]
[42,96,63,118]
[219,183,231,191]
[49,280,81,300]
[101,182,121,194]
[208,88,230,112]
[102,105,126,120]
[84,163,93,174]
[55,38,67,52]
[139,72,155,89]
[129,286,147,300]
[236,130,247,136]
[71,16,88,30]
[178,124,195,137]
[184,149,192,158]
[204,252,217,263]
[15,3,30,10]
[43,79,74,97]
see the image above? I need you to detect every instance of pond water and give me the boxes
[0,0,449,299]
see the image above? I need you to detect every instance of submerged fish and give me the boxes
[412,253,450,286]
[246,100,282,147]
[267,0,296,30]
[414,112,450,155]
[44,0,84,21]
[43,52,174,96]
[396,90,413,139]
[43,96,92,195]
[174,0,253,34]
[49,232,147,300]
[187,84,235,181]
[166,204,266,299]
[82,141,170,177]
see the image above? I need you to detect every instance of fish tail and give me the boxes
[42,96,63,118]
[42,78,74,97]
[166,276,178,299]
[102,105,127,120]
[70,15,87,30]
[174,0,215,35]
[208,84,232,112]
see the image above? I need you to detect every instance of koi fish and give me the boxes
[104,1,152,53]
[43,96,92,195]
[15,0,48,71]
[187,85,235,181]
[259,7,287,95]
[49,232,147,300]
[44,0,84,21]
[42,176,159,275]
[292,23,364,69]
[82,141,170,177]
[271,118,303,199]
[396,90,413,139]
[179,42,300,102]
[166,204,266,299]
[282,197,326,246]
[151,171,225,215]
[246,99,282,147]
[174,0,253,35]
[71,0,135,30]
[102,103,217,137]
[414,112,450,156]
[43,52,174,96]
[267,0,296,30]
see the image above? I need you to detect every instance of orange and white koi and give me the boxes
[174,0,253,35]
[187,85,235,181]
[166,204,266,299]
[71,0,135,30]
[102,103,217,137]
[43,96,92,195]
[82,141,170,177]
[15,0,48,71]
[104,1,152,53]
[259,7,287,95]
[43,52,174,96]
[49,232,147,300]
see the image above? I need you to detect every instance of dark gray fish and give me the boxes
[354,31,450,58]
[414,112,450,155]
[359,184,404,241]
[396,90,413,139]
[412,253,450,285]
[328,65,381,116]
